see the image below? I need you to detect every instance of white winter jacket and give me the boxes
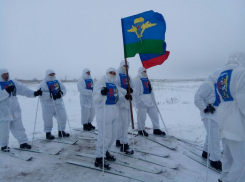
[37,69,66,106]
[116,61,133,109]
[216,52,245,141]
[133,67,155,109]
[194,70,221,122]
[77,68,94,108]
[93,68,123,109]
[0,78,35,122]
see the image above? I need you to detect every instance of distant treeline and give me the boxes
[16,78,205,84]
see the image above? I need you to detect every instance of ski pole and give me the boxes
[49,87,64,142]
[151,90,169,136]
[61,98,73,138]
[102,96,106,175]
[132,107,146,160]
[31,97,40,146]
[206,120,211,182]
[52,98,65,141]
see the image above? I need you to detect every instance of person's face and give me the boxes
[49,73,55,77]
[143,70,147,74]
[109,71,116,76]
[1,73,9,81]
[86,71,90,75]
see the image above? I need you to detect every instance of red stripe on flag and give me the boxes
[142,51,170,69]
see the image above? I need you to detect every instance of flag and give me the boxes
[139,42,170,69]
[121,10,166,58]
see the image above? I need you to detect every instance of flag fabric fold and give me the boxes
[139,42,170,69]
[121,10,166,58]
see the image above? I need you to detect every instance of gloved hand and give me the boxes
[125,94,132,100]
[34,88,42,97]
[127,87,133,94]
[58,90,63,95]
[5,85,15,93]
[101,87,109,96]
[149,84,152,93]
[55,92,62,99]
[204,104,216,114]
[52,93,57,100]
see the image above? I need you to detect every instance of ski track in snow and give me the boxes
[0,81,220,182]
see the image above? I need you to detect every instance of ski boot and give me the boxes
[46,132,55,140]
[116,140,121,147]
[20,143,32,149]
[105,151,116,161]
[58,131,70,138]
[202,151,208,159]
[138,130,149,137]
[94,157,111,170]
[153,129,166,136]
[83,123,91,131]
[210,160,222,171]
[88,122,95,130]
[120,144,134,155]
[1,146,10,152]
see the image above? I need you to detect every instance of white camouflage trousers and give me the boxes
[137,106,160,131]
[41,103,67,133]
[95,105,119,158]
[117,108,131,144]
[220,138,245,182]
[0,117,28,147]
[203,118,221,161]
[81,106,95,125]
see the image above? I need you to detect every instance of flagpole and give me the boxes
[124,58,135,129]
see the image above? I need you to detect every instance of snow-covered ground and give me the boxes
[0,80,221,182]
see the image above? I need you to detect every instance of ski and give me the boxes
[146,135,178,150]
[170,135,204,144]
[1,151,32,161]
[72,128,98,133]
[111,150,180,169]
[36,138,78,145]
[14,148,61,155]
[66,160,161,182]
[134,148,170,158]
[183,151,221,174]
[184,146,204,157]
[128,130,138,136]
[75,136,97,141]
[75,152,162,174]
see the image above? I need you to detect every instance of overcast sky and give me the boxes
[0,0,245,80]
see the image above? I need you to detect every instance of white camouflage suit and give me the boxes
[0,68,35,147]
[194,70,222,162]
[216,52,245,182]
[77,68,95,125]
[133,67,160,131]
[93,67,123,158]
[37,69,67,133]
[116,60,133,145]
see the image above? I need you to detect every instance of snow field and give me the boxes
[0,80,220,182]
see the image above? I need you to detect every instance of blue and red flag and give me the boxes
[139,42,170,69]
[121,10,166,58]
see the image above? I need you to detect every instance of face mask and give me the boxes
[47,75,56,81]
[141,72,147,77]
[106,73,116,83]
[121,67,127,74]
[109,74,116,79]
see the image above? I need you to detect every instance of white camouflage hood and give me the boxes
[82,68,91,80]
[225,51,245,67]
[0,68,9,82]
[44,69,56,81]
